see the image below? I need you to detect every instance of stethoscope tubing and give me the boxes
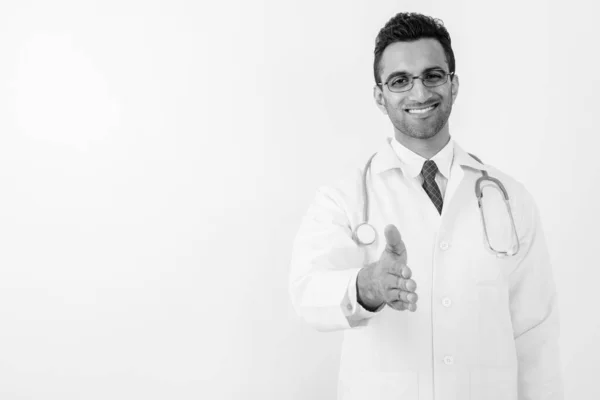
[355,152,520,257]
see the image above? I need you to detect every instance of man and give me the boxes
[289,12,563,400]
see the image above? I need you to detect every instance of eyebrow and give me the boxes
[384,66,446,82]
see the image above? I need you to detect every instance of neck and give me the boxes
[394,127,451,159]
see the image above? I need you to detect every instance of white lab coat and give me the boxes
[289,138,563,400]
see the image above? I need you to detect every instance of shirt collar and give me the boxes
[370,137,488,175]
[389,136,453,179]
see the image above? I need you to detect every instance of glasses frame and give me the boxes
[378,71,455,93]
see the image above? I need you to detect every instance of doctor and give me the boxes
[289,12,563,400]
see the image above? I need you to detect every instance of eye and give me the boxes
[424,72,445,82]
[388,76,410,88]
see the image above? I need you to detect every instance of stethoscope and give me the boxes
[352,152,520,258]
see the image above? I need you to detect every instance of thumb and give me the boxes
[384,224,406,257]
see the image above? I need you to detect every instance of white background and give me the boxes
[0,0,597,399]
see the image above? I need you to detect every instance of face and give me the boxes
[374,38,459,142]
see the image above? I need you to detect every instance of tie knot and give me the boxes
[421,160,439,181]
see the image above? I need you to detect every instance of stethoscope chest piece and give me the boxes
[354,222,377,246]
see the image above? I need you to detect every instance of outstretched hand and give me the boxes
[357,224,418,312]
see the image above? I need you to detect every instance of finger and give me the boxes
[383,224,406,258]
[401,265,412,279]
[387,261,411,279]
[388,300,407,311]
[404,278,417,292]
[401,291,418,303]
[388,289,418,304]
[387,255,411,278]
[407,303,417,312]
[394,277,417,292]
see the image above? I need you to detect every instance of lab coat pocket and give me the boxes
[339,371,418,400]
[474,285,516,367]
[470,367,517,400]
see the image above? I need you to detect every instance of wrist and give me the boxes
[356,265,384,311]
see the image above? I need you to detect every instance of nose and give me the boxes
[408,78,433,103]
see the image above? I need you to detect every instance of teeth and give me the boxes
[407,105,435,114]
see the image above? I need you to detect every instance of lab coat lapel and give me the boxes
[442,164,476,231]
[442,160,465,219]
[441,143,489,227]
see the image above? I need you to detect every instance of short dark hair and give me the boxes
[373,12,455,84]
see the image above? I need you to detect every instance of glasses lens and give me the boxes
[387,76,411,92]
[422,71,448,87]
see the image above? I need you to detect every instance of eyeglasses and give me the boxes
[378,71,455,93]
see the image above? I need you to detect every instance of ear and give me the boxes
[450,74,459,104]
[373,85,388,115]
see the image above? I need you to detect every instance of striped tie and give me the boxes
[421,160,443,214]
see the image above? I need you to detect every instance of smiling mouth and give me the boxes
[404,103,439,114]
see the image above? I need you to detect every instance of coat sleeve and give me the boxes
[289,184,382,332]
[509,189,564,400]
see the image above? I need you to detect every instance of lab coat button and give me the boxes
[347,304,352,311]
[442,297,452,307]
[440,241,449,250]
[443,356,454,365]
